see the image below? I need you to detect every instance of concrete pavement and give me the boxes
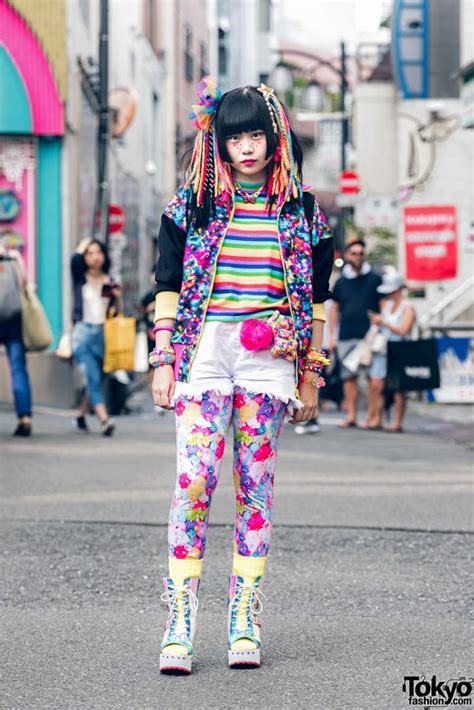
[1,393,473,709]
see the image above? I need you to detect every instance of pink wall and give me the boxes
[0,0,63,135]
[0,139,37,281]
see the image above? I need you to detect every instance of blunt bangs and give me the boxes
[216,86,277,161]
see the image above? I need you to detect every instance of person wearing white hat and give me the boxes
[368,270,416,432]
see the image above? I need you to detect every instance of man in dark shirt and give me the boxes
[328,240,382,428]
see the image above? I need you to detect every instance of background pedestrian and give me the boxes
[140,269,159,399]
[328,239,382,428]
[369,271,416,432]
[0,246,33,436]
[70,239,121,436]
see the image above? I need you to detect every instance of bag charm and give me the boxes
[239,311,297,362]
[269,311,298,361]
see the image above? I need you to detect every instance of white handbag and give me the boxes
[56,331,73,360]
[342,337,373,374]
[134,328,149,373]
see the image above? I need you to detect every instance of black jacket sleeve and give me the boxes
[71,253,86,285]
[153,214,187,297]
[312,236,334,303]
[303,192,334,303]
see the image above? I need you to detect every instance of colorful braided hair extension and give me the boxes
[187,76,302,211]
[257,83,302,205]
[187,76,233,207]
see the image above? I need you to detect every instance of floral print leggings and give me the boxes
[169,388,287,559]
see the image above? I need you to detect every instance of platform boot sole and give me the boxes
[228,648,260,668]
[159,651,193,674]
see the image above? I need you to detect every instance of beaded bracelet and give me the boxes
[301,373,326,389]
[303,347,330,375]
[305,348,330,366]
[148,346,175,368]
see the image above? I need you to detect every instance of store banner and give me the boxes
[427,337,474,403]
[404,205,457,281]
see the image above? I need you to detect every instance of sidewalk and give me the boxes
[1,396,473,709]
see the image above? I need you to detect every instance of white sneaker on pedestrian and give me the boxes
[294,418,320,435]
[72,416,89,434]
[100,419,116,437]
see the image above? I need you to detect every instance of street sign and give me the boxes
[355,195,398,229]
[336,193,358,207]
[339,170,360,194]
[108,204,126,234]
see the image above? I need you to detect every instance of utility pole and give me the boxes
[340,40,348,172]
[340,40,350,249]
[94,0,109,244]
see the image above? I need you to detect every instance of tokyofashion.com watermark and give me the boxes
[402,675,473,706]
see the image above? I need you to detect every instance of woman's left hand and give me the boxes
[290,382,319,424]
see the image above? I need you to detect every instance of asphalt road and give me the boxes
[1,394,473,709]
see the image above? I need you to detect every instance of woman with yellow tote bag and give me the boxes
[70,239,121,436]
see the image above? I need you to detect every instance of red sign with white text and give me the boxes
[108,204,126,234]
[339,170,360,194]
[404,205,457,281]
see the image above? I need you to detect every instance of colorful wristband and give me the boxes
[152,325,174,335]
[148,346,175,368]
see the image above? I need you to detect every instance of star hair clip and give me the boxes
[257,83,279,135]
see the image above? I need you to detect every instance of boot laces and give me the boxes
[161,585,199,627]
[233,581,265,629]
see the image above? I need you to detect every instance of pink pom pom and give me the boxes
[240,319,274,351]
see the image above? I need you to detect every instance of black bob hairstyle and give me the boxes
[187,85,304,228]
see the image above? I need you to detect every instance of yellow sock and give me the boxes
[163,557,203,656]
[168,556,203,583]
[231,554,267,652]
[232,553,266,580]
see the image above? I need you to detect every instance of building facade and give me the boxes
[0,0,66,343]
[353,0,473,324]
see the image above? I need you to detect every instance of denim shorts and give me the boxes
[338,339,387,380]
[173,320,302,411]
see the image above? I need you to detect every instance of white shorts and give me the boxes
[173,321,302,411]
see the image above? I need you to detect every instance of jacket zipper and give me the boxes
[276,202,301,400]
[186,200,237,381]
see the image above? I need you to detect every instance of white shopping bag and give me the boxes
[134,328,149,373]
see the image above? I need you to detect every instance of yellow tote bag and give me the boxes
[103,314,136,373]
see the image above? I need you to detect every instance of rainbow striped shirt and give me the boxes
[206,184,290,322]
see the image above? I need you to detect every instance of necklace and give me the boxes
[234,181,265,203]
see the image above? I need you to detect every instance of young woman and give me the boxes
[71,238,121,436]
[152,78,334,672]
[369,271,416,432]
[0,246,33,436]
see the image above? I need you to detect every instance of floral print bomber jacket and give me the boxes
[154,184,334,383]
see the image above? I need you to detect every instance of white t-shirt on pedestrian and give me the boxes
[82,282,109,324]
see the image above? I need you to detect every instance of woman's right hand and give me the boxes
[76,238,92,255]
[152,366,176,409]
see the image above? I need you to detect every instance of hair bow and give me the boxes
[189,76,222,132]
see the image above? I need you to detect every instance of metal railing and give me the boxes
[419,276,474,328]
